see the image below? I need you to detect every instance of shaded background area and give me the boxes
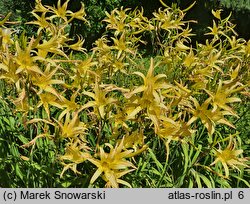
[0,0,249,50]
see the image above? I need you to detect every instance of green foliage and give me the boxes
[219,0,250,12]
[0,0,249,188]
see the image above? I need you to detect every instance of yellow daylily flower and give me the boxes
[32,64,64,97]
[188,97,235,135]
[37,92,63,119]
[82,83,117,119]
[47,0,72,21]
[68,2,88,23]
[36,33,67,58]
[33,0,49,13]
[60,141,90,177]
[125,58,170,100]
[28,12,50,33]
[211,136,249,178]
[58,89,81,121]
[205,80,243,114]
[212,9,222,20]
[55,112,87,139]
[0,28,13,49]
[15,39,44,75]
[87,138,136,188]
[111,34,135,59]
[68,35,86,52]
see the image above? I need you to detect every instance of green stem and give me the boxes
[156,142,179,187]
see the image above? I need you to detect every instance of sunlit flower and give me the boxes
[87,138,136,188]
[60,140,90,177]
[211,136,249,178]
